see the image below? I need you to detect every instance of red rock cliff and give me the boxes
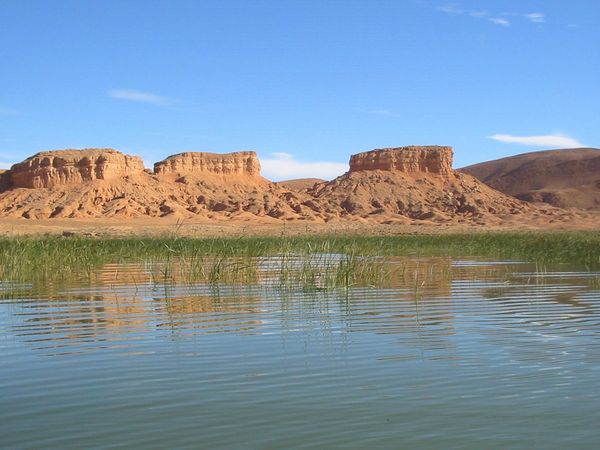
[349,146,453,175]
[10,149,146,189]
[154,151,261,177]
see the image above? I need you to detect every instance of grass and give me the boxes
[0,231,599,288]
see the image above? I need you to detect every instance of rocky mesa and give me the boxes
[154,151,261,178]
[349,145,453,175]
[0,148,315,220]
[9,149,146,189]
[0,145,582,225]
[307,145,555,224]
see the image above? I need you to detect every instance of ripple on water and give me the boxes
[1,257,600,449]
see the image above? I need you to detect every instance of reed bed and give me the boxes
[0,232,599,288]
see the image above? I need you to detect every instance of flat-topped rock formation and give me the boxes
[0,145,582,226]
[307,145,564,224]
[154,151,261,178]
[0,148,315,220]
[460,148,600,210]
[349,146,453,175]
[9,149,146,189]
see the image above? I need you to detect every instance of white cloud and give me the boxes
[469,10,488,18]
[270,152,293,160]
[0,160,15,169]
[489,17,510,26]
[108,89,175,106]
[260,152,347,181]
[436,4,464,15]
[436,4,546,27]
[525,13,545,23]
[488,133,584,148]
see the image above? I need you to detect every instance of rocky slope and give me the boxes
[307,146,544,224]
[152,151,315,219]
[0,145,577,225]
[10,149,145,188]
[460,148,600,209]
[0,149,315,220]
[276,178,326,191]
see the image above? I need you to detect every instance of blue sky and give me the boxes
[1,0,598,180]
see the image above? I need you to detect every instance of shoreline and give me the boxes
[1,216,600,237]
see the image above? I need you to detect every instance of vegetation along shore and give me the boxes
[1,232,599,288]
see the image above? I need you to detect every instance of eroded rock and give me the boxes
[10,149,145,189]
[154,151,261,177]
[0,169,11,192]
[349,146,453,175]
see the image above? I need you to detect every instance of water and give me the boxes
[2,257,600,449]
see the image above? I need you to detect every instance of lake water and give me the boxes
[2,257,600,449]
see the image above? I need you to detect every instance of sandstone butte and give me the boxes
[0,145,583,225]
[154,151,261,178]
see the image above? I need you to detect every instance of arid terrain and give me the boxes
[0,145,599,236]
[461,147,600,210]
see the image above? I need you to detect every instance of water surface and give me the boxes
[2,257,600,449]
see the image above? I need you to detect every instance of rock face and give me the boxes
[460,148,600,210]
[0,169,10,192]
[349,146,453,175]
[307,145,546,223]
[0,145,577,226]
[10,149,145,189]
[154,152,261,177]
[0,148,316,220]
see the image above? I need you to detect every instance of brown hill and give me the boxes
[0,169,9,192]
[460,148,600,209]
[307,146,541,224]
[9,149,145,188]
[0,145,582,226]
[276,178,325,191]
[152,151,316,220]
[0,149,316,220]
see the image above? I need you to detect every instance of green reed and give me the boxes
[0,231,599,287]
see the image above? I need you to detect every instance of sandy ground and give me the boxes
[1,215,598,237]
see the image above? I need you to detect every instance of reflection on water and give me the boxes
[2,257,600,449]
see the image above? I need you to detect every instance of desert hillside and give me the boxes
[0,145,586,226]
[307,146,550,225]
[276,178,326,191]
[0,149,313,220]
[461,148,600,209]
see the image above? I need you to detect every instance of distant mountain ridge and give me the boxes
[460,148,600,210]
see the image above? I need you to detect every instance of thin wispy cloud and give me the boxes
[436,3,544,27]
[469,10,488,18]
[108,89,175,106]
[436,3,463,15]
[489,17,510,27]
[488,133,584,148]
[365,109,394,116]
[525,13,545,23]
[261,152,347,181]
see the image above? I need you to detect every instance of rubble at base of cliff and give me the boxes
[0,146,570,224]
